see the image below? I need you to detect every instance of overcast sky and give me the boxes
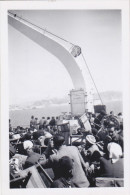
[8,10,122,105]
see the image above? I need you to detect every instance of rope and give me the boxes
[8,11,75,46]
[81,52,104,105]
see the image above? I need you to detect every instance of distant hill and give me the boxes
[10,90,123,114]
[9,91,123,127]
[94,91,122,114]
[94,91,122,102]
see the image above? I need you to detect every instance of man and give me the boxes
[39,117,46,129]
[104,125,123,151]
[94,110,106,130]
[51,156,75,188]
[39,134,89,187]
[49,117,56,128]
[30,116,35,129]
[34,118,39,130]
[96,120,109,142]
[81,135,103,164]
[23,140,45,169]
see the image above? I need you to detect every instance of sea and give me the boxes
[9,100,122,128]
[9,105,70,128]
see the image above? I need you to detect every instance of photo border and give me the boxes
[0,1,129,195]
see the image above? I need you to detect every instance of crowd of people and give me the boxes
[9,110,124,188]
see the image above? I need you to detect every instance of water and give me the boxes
[9,105,70,128]
[9,101,122,128]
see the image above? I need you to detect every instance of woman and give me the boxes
[99,142,123,178]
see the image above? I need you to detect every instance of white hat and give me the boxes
[107,142,122,163]
[23,140,33,150]
[86,135,96,145]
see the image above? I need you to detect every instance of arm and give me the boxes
[77,148,89,174]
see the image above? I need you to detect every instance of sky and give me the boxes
[8,10,122,105]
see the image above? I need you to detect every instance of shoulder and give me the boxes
[100,156,108,163]
[67,145,78,151]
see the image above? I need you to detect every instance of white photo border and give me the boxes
[0,1,130,195]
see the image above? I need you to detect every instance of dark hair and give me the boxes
[90,151,101,162]
[53,134,65,147]
[118,112,122,116]
[25,132,32,140]
[59,156,73,172]
[33,132,40,140]
[107,122,115,129]
[103,120,109,128]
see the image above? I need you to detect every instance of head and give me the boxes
[42,117,45,119]
[23,140,33,155]
[103,120,109,128]
[59,156,74,178]
[118,112,122,116]
[53,134,65,149]
[108,126,115,137]
[77,128,84,134]
[100,110,106,116]
[110,111,114,115]
[107,142,123,163]
[86,135,96,147]
[24,132,32,140]
[31,116,34,119]
[33,131,40,140]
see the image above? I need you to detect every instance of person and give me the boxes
[9,119,12,132]
[51,156,76,188]
[89,113,95,127]
[39,117,46,129]
[49,117,56,128]
[117,112,123,124]
[38,128,53,147]
[23,140,45,169]
[34,118,39,130]
[39,134,90,187]
[104,125,123,151]
[55,116,59,125]
[46,117,51,126]
[110,111,114,116]
[30,116,35,129]
[81,135,103,164]
[94,110,106,130]
[96,120,109,142]
[99,142,124,178]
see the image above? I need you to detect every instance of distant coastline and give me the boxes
[9,91,122,128]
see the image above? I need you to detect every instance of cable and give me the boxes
[8,11,75,46]
[81,52,104,105]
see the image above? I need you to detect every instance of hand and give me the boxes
[87,164,95,174]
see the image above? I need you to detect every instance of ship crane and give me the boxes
[8,11,104,113]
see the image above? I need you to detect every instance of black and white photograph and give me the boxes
[0,0,130,195]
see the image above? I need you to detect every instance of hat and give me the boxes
[107,142,122,163]
[59,156,73,171]
[23,140,33,150]
[86,135,96,145]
